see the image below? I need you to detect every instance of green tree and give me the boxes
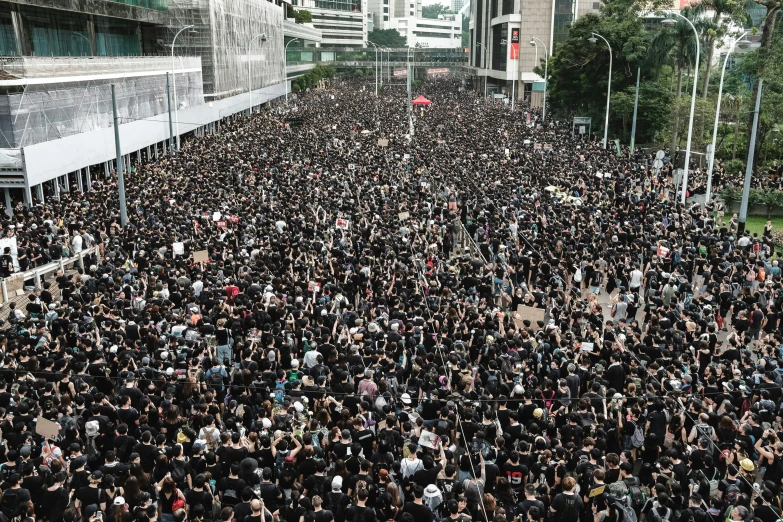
[422,3,448,18]
[368,29,407,47]
[295,9,313,23]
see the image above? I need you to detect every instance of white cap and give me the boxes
[401,393,411,405]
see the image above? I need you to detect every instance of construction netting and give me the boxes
[0,57,203,149]
[164,0,285,100]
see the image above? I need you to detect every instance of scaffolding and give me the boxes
[163,0,285,100]
[0,56,203,149]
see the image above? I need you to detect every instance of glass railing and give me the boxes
[105,0,169,11]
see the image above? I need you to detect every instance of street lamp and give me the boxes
[529,37,549,122]
[171,24,196,151]
[248,34,267,116]
[661,11,700,204]
[588,32,612,149]
[368,42,379,96]
[284,38,300,105]
[705,31,750,204]
[475,42,487,99]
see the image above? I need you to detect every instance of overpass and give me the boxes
[285,46,470,77]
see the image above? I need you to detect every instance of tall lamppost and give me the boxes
[588,32,612,149]
[661,11,700,204]
[171,24,196,151]
[529,37,549,122]
[284,38,300,105]
[705,31,749,204]
[247,33,267,116]
[368,42,379,96]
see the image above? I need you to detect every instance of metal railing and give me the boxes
[0,245,101,306]
[452,218,487,265]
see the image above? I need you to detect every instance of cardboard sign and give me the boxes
[581,342,595,352]
[336,219,349,230]
[216,220,227,229]
[193,250,209,263]
[308,281,321,293]
[418,430,441,450]
[377,139,389,147]
[172,242,185,256]
[398,211,410,221]
[513,305,546,330]
[36,417,60,441]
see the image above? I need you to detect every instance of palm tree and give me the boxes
[646,9,700,98]
[646,9,700,152]
[694,0,746,98]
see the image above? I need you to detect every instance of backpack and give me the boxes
[579,412,595,429]
[0,488,21,521]
[627,484,646,514]
[310,475,327,500]
[288,369,302,383]
[203,428,219,451]
[630,421,645,448]
[724,483,741,506]
[208,369,224,388]
[436,419,450,436]
[485,373,499,395]
[85,420,101,438]
[274,380,286,404]
[171,461,187,488]
[222,484,240,507]
[650,504,671,521]
[557,493,581,522]
[439,477,460,504]
[327,491,347,522]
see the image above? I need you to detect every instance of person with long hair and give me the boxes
[156,477,184,522]
[108,499,132,522]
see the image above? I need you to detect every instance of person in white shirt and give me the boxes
[70,232,83,255]
[192,277,204,297]
[629,267,643,291]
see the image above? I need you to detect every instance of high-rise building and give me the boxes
[451,0,465,14]
[293,0,368,46]
[469,0,598,104]
[368,0,460,48]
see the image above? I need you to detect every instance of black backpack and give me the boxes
[327,491,347,522]
[0,488,21,521]
[310,475,327,500]
[171,461,188,488]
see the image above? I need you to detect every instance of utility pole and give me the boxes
[738,78,763,236]
[630,67,640,155]
[111,85,128,228]
[166,72,174,153]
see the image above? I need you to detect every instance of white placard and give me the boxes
[173,242,185,256]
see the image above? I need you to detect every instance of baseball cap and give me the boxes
[83,505,100,519]
[401,393,411,405]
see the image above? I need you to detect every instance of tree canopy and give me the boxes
[368,29,408,47]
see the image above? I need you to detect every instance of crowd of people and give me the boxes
[0,75,781,522]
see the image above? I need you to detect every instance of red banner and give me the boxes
[510,28,519,60]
